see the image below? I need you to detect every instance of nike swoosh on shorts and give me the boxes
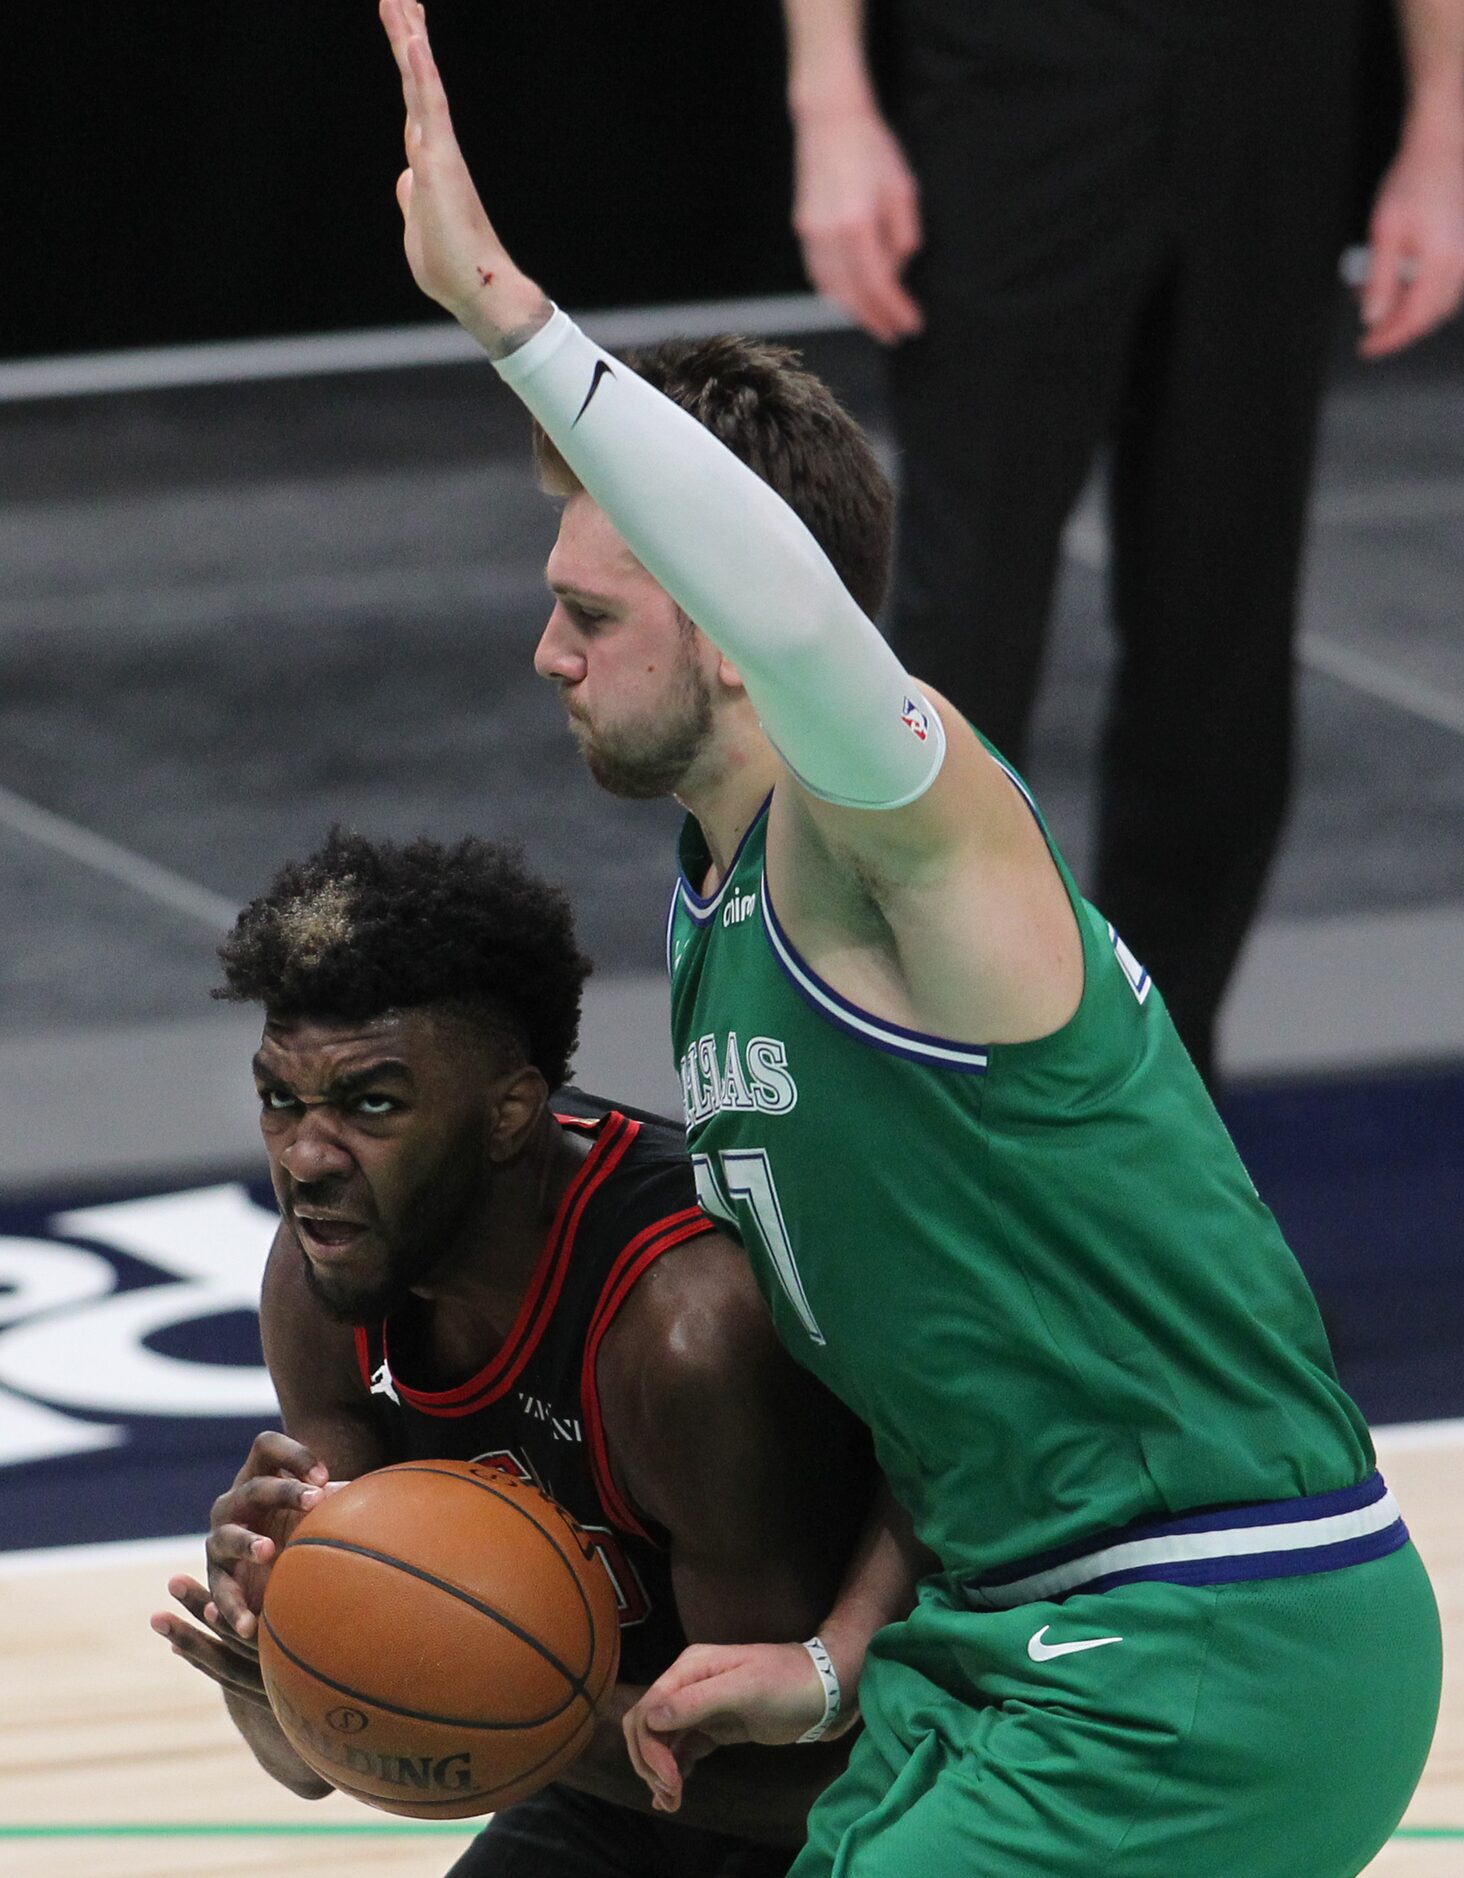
[1027,1624,1124,1662]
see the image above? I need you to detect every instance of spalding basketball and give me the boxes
[257,1460,621,1818]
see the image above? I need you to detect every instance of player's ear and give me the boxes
[488,1064,550,1161]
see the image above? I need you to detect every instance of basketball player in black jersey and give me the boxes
[153,829,871,1877]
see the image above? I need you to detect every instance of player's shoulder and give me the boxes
[553,1084,704,1231]
[601,1229,780,1412]
[553,1083,685,1149]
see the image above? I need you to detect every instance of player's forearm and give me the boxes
[223,1688,332,1800]
[558,1682,846,1843]
[494,313,943,809]
[1394,0,1464,144]
[784,0,879,121]
[817,1477,934,1715]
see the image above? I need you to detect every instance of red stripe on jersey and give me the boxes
[581,1207,716,1541]
[386,1111,640,1418]
[353,1324,373,1391]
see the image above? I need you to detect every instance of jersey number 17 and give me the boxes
[691,1149,826,1346]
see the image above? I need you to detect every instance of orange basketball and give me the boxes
[257,1459,621,1818]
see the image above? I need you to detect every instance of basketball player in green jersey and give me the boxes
[379,6,1441,1871]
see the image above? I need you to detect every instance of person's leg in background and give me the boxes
[886,2,1170,772]
[1096,2,1368,1086]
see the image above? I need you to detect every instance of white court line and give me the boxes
[1372,1416,1464,1454]
[0,782,236,930]
[1297,633,1464,740]
[1314,475,1464,526]
[5,1413,1460,1574]
[0,294,852,404]
[1060,511,1464,742]
[0,1531,207,1578]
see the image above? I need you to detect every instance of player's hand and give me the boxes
[791,104,923,345]
[203,1430,336,1642]
[622,1641,830,1813]
[1357,129,1464,359]
[379,0,550,351]
[151,1575,271,1708]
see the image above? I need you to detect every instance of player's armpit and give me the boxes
[766,696,1087,1047]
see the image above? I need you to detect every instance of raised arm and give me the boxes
[381,2,1081,1042]
[381,2,943,821]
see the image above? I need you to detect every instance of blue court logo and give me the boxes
[0,1179,280,1551]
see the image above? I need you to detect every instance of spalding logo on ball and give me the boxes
[258,1459,622,1818]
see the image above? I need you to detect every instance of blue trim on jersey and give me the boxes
[961,1472,1407,1609]
[675,796,772,927]
[664,878,680,976]
[1106,921,1152,1004]
[991,751,1042,823]
[760,876,990,1073]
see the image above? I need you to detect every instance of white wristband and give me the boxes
[796,1635,842,1743]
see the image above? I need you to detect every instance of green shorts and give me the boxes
[794,1543,1440,1877]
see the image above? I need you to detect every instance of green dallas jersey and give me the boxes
[667,781,1372,1582]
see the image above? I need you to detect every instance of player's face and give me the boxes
[536,494,716,798]
[253,1012,498,1323]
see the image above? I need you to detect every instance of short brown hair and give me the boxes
[532,335,894,619]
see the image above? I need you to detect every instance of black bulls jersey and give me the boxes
[351,1094,715,1687]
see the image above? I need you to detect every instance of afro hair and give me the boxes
[216,828,592,1090]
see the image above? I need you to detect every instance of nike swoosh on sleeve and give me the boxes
[573,359,615,427]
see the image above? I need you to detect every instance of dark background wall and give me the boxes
[4,0,801,359]
[4,0,1402,362]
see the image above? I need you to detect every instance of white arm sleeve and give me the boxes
[494,309,945,809]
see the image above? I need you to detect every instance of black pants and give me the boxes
[885,0,1367,1085]
[445,1784,797,1878]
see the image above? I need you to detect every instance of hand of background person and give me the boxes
[791,105,924,344]
[198,1429,335,1641]
[379,0,550,352]
[1358,130,1464,357]
[622,1640,833,1813]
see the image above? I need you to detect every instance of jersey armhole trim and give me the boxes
[675,796,773,926]
[759,875,990,1073]
[581,1207,718,1544]
[352,1325,375,1393]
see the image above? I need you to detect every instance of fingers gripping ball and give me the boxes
[258,1460,621,1818]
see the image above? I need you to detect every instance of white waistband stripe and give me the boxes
[979,1490,1404,1609]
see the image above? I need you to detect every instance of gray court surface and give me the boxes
[0,305,1460,1192]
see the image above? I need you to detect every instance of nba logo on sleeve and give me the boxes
[901,697,930,742]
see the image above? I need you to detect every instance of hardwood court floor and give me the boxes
[2,1425,1458,1876]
